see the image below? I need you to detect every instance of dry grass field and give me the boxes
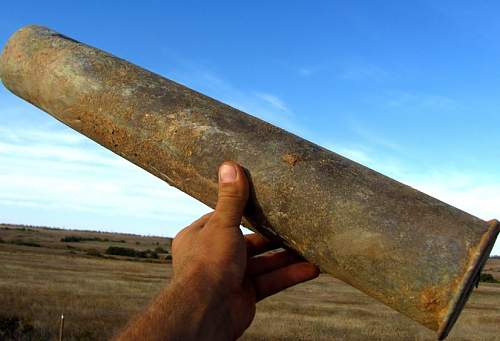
[0,224,499,340]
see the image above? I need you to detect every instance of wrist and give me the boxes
[167,265,233,340]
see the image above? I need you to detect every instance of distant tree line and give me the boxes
[0,238,40,247]
[61,236,126,243]
[480,273,499,283]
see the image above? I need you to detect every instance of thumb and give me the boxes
[210,161,249,229]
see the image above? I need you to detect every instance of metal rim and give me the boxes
[437,220,500,340]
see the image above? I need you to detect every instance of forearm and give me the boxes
[115,269,231,341]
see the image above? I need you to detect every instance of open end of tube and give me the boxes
[437,220,500,340]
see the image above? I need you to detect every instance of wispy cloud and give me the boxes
[255,92,289,112]
[384,91,459,111]
[326,142,405,178]
[0,112,210,235]
[297,66,323,77]
[165,60,307,136]
[0,141,125,167]
[331,145,373,165]
[294,61,388,81]
[406,172,500,222]
[0,126,84,145]
[348,122,403,152]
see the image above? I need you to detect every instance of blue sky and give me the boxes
[0,1,498,254]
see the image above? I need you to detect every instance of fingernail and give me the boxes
[219,163,237,183]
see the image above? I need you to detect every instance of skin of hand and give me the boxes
[116,161,320,341]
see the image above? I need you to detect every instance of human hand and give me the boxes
[172,161,320,340]
[116,161,319,341]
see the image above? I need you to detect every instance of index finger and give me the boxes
[252,262,320,301]
[245,233,280,257]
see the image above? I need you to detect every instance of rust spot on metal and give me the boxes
[282,153,300,167]
[419,286,449,330]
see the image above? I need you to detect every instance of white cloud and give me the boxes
[376,90,459,111]
[0,118,210,235]
[349,122,403,152]
[331,145,373,165]
[405,174,500,256]
[0,141,125,167]
[408,176,499,221]
[337,143,499,222]
[0,126,85,145]
[166,64,308,137]
[255,92,289,111]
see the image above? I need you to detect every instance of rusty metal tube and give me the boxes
[1,26,498,339]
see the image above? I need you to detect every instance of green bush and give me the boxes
[480,273,499,283]
[105,246,158,259]
[154,246,168,254]
[0,315,35,340]
[11,240,41,247]
[61,236,89,242]
[106,246,137,257]
[137,249,158,259]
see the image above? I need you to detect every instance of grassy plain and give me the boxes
[0,224,499,340]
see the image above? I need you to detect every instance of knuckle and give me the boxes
[219,183,246,199]
[208,212,242,228]
[218,191,247,204]
[219,192,243,202]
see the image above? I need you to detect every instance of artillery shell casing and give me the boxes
[1,26,498,339]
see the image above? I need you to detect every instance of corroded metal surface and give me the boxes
[1,26,498,339]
